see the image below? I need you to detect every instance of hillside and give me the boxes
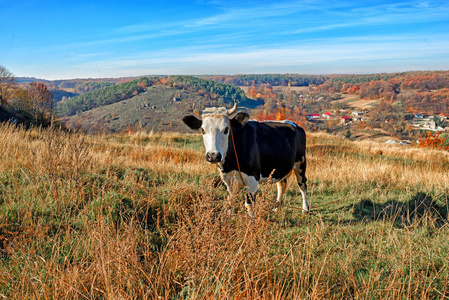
[1,124,449,298]
[57,76,261,133]
[62,85,211,133]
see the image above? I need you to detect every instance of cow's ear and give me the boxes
[230,112,249,128]
[182,115,202,130]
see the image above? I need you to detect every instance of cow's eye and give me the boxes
[201,128,206,135]
[223,127,229,135]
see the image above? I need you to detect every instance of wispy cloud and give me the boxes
[61,33,449,78]
[185,1,314,28]
[286,1,449,34]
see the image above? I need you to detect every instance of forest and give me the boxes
[166,75,247,104]
[56,77,160,116]
[204,74,327,87]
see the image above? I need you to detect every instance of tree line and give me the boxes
[0,65,55,127]
[56,77,159,116]
[167,75,247,104]
[204,74,326,87]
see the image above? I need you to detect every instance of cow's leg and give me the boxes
[293,158,309,213]
[221,171,259,218]
[274,178,287,212]
[220,171,238,214]
[245,176,259,219]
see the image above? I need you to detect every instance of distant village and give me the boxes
[307,111,448,131]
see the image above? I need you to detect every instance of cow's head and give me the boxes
[182,102,249,164]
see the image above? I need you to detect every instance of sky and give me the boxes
[1,0,449,80]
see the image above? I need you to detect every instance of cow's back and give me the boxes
[247,120,306,180]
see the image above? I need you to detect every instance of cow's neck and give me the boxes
[219,129,240,173]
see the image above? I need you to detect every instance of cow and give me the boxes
[182,102,309,217]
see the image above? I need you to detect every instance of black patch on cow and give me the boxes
[230,112,250,128]
[246,192,256,205]
[223,121,306,183]
[182,115,202,130]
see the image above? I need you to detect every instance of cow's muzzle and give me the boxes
[205,152,222,163]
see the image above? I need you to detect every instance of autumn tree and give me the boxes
[0,65,17,107]
[11,82,54,125]
[28,82,54,116]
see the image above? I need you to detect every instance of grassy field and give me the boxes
[1,123,449,299]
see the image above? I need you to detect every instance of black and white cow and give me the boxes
[182,102,309,217]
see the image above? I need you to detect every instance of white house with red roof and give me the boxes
[307,114,321,120]
[340,116,351,125]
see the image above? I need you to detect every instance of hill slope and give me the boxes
[62,84,252,133]
[62,85,200,133]
[59,76,262,133]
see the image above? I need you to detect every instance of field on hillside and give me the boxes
[1,123,449,299]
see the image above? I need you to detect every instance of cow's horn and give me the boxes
[227,101,238,115]
[192,103,201,117]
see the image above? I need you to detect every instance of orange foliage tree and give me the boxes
[28,82,54,116]
[417,132,449,150]
[253,106,307,127]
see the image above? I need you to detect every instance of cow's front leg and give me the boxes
[245,176,259,219]
[245,192,256,219]
[220,171,239,214]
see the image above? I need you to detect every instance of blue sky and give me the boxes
[1,0,449,79]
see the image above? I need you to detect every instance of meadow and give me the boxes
[1,123,449,299]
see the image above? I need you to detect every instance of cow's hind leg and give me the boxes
[274,178,287,212]
[293,159,309,213]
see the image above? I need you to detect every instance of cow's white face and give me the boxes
[182,104,250,164]
[201,116,230,164]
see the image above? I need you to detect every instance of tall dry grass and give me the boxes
[1,124,449,299]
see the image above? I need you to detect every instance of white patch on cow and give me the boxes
[293,159,309,213]
[261,120,298,127]
[300,183,309,213]
[282,120,298,127]
[220,170,258,218]
[273,180,288,212]
[201,115,229,163]
[220,171,258,194]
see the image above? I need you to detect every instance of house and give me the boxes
[352,111,364,116]
[438,114,448,121]
[307,114,321,120]
[415,113,424,119]
[340,116,351,125]
[322,112,333,118]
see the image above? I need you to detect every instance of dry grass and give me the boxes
[1,124,449,299]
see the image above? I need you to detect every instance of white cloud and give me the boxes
[46,33,448,79]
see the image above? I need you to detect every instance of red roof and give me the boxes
[341,116,351,119]
[323,112,332,116]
